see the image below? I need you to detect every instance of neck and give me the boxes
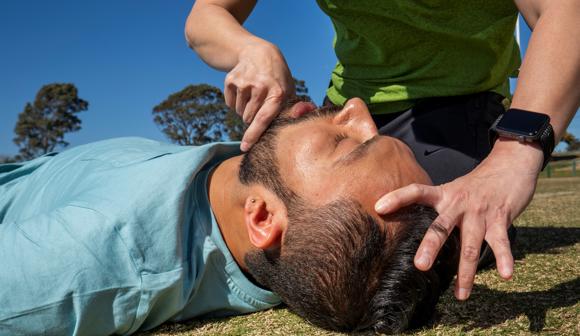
[207,155,253,271]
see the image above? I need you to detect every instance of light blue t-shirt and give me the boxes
[0,137,281,335]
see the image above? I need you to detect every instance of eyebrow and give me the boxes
[334,135,381,167]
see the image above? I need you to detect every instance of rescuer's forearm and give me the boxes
[185,0,272,72]
[512,0,580,141]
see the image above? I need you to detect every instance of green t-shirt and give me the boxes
[317,0,521,114]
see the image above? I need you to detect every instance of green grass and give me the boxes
[141,178,580,336]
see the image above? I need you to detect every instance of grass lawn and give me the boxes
[141,178,580,336]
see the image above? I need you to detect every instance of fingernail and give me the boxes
[375,200,390,213]
[457,288,470,300]
[500,266,513,280]
[415,255,430,268]
[240,142,249,152]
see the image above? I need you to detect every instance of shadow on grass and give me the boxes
[512,227,580,260]
[434,226,580,333]
[436,277,580,332]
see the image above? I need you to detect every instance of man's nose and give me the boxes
[340,98,379,140]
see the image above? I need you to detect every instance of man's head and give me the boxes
[238,98,459,333]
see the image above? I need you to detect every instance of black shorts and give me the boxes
[372,92,505,184]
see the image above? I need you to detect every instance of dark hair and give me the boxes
[239,102,459,333]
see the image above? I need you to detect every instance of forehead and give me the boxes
[267,106,341,153]
[270,106,342,147]
[273,115,373,206]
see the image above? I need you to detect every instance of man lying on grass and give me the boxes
[0,98,460,335]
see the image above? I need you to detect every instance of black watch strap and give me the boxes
[539,123,555,170]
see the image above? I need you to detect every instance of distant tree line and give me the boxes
[1,78,311,162]
[4,80,580,163]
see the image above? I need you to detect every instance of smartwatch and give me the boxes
[489,108,555,170]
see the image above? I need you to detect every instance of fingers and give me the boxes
[240,95,283,151]
[224,81,237,111]
[225,69,289,151]
[375,183,441,214]
[485,220,514,280]
[236,87,251,120]
[224,75,269,124]
[454,213,486,300]
[224,80,282,152]
[242,88,267,124]
[414,211,461,271]
[227,82,266,124]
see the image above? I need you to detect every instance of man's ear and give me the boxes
[244,194,286,250]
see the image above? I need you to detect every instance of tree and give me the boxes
[562,131,580,152]
[153,79,312,144]
[153,84,231,145]
[13,83,88,160]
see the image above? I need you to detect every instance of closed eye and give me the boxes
[334,132,348,146]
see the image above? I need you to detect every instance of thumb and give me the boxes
[375,184,440,214]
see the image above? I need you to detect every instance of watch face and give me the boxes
[496,109,549,136]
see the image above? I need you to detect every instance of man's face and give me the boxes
[277,98,431,215]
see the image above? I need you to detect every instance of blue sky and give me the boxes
[0,2,578,155]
